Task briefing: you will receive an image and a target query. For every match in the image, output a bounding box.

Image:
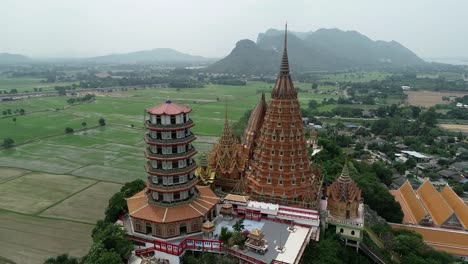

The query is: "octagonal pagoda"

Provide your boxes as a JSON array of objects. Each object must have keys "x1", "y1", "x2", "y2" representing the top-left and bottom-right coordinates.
[{"x1": 127, "y1": 100, "x2": 219, "y2": 239}]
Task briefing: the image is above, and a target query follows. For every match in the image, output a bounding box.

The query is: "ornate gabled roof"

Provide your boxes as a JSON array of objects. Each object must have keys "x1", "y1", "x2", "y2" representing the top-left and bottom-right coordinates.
[
  {"x1": 440, "y1": 185, "x2": 468, "y2": 230},
  {"x1": 327, "y1": 162, "x2": 361, "y2": 203},
  {"x1": 417, "y1": 180, "x2": 454, "y2": 227},
  {"x1": 271, "y1": 24, "x2": 297, "y2": 99},
  {"x1": 209, "y1": 106, "x2": 246, "y2": 175},
  {"x1": 398, "y1": 181, "x2": 429, "y2": 224},
  {"x1": 147, "y1": 100, "x2": 191, "y2": 115}
]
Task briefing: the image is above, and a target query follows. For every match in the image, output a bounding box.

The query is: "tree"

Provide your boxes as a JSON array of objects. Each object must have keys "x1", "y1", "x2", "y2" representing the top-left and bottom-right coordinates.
[
  {"x1": 12, "y1": 117, "x2": 16, "y2": 125},
  {"x1": 19, "y1": 109, "x2": 25, "y2": 115},
  {"x1": 453, "y1": 184, "x2": 464, "y2": 196},
  {"x1": 104, "y1": 179, "x2": 145, "y2": 222},
  {"x1": 91, "y1": 220, "x2": 133, "y2": 260},
  {"x1": 2, "y1": 138, "x2": 15, "y2": 148},
  {"x1": 83, "y1": 241, "x2": 122, "y2": 264},
  {"x1": 65, "y1": 127, "x2": 74, "y2": 134},
  {"x1": 219, "y1": 227, "x2": 233, "y2": 244},
  {"x1": 99, "y1": 117, "x2": 106, "y2": 126},
  {"x1": 44, "y1": 254, "x2": 79, "y2": 264},
  {"x1": 81, "y1": 121, "x2": 87, "y2": 129},
  {"x1": 312, "y1": 83, "x2": 318, "y2": 89},
  {"x1": 232, "y1": 219, "x2": 245, "y2": 232}
]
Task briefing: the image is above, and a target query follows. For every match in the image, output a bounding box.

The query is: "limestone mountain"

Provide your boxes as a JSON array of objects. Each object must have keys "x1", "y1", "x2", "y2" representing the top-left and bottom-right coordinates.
[
  {"x1": 0, "y1": 53, "x2": 31, "y2": 64},
  {"x1": 207, "y1": 28, "x2": 424, "y2": 74},
  {"x1": 87, "y1": 48, "x2": 214, "y2": 64}
]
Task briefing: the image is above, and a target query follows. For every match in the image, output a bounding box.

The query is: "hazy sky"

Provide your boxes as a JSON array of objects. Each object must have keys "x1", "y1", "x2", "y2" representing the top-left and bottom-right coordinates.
[{"x1": 2, "y1": 0, "x2": 468, "y2": 58}]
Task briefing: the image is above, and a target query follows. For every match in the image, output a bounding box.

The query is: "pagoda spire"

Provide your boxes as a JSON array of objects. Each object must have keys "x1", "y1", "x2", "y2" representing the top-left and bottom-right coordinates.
[
  {"x1": 338, "y1": 160, "x2": 351, "y2": 182},
  {"x1": 280, "y1": 23, "x2": 290, "y2": 76}
]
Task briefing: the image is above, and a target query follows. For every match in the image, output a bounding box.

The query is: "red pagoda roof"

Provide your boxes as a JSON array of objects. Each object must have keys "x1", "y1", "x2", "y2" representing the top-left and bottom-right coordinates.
[{"x1": 147, "y1": 100, "x2": 192, "y2": 115}]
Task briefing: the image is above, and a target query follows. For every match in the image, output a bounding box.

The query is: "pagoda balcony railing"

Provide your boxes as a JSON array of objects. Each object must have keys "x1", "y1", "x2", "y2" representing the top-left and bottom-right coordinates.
[
  {"x1": 326, "y1": 215, "x2": 364, "y2": 228},
  {"x1": 145, "y1": 148, "x2": 197, "y2": 160},
  {"x1": 147, "y1": 177, "x2": 198, "y2": 191},
  {"x1": 145, "y1": 119, "x2": 194, "y2": 129},
  {"x1": 145, "y1": 134, "x2": 196, "y2": 145},
  {"x1": 147, "y1": 191, "x2": 200, "y2": 207},
  {"x1": 146, "y1": 163, "x2": 197, "y2": 175}
]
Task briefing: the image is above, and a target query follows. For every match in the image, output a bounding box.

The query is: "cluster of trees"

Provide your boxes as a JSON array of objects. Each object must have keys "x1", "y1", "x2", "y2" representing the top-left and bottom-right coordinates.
[
  {"x1": 1, "y1": 138, "x2": 15, "y2": 148},
  {"x1": 66, "y1": 94, "x2": 95, "y2": 104},
  {"x1": 45, "y1": 179, "x2": 145, "y2": 264},
  {"x1": 371, "y1": 224, "x2": 456, "y2": 264},
  {"x1": 211, "y1": 78, "x2": 246, "y2": 86},
  {"x1": 218, "y1": 219, "x2": 247, "y2": 248},
  {"x1": 303, "y1": 230, "x2": 371, "y2": 264},
  {"x1": 312, "y1": 129, "x2": 403, "y2": 223},
  {"x1": 2, "y1": 108, "x2": 25, "y2": 116},
  {"x1": 64, "y1": 118, "x2": 105, "y2": 135}
]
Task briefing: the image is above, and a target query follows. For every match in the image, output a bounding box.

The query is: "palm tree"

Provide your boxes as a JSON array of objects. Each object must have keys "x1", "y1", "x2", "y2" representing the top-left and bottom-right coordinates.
[{"x1": 232, "y1": 219, "x2": 245, "y2": 232}]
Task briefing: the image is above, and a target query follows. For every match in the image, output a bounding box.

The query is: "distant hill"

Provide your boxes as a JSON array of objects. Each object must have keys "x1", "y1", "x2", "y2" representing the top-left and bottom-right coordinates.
[
  {"x1": 0, "y1": 53, "x2": 31, "y2": 64},
  {"x1": 87, "y1": 48, "x2": 214, "y2": 64},
  {"x1": 207, "y1": 28, "x2": 425, "y2": 74}
]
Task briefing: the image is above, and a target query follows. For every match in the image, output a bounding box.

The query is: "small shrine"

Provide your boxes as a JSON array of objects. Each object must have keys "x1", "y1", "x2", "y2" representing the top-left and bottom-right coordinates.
[{"x1": 245, "y1": 229, "x2": 268, "y2": 254}]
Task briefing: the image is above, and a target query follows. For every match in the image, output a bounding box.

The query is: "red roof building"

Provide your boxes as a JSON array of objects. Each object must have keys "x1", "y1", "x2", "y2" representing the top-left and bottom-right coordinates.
[{"x1": 128, "y1": 100, "x2": 218, "y2": 239}]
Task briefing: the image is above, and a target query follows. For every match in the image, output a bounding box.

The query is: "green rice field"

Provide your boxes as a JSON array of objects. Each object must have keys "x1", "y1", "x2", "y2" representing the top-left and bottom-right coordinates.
[{"x1": 0, "y1": 81, "x2": 344, "y2": 263}]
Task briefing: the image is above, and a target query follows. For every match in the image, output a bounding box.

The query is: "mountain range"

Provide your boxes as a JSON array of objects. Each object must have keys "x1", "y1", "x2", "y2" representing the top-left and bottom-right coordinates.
[
  {"x1": 207, "y1": 28, "x2": 425, "y2": 74},
  {"x1": 86, "y1": 48, "x2": 214, "y2": 64},
  {"x1": 0, "y1": 53, "x2": 32, "y2": 64}
]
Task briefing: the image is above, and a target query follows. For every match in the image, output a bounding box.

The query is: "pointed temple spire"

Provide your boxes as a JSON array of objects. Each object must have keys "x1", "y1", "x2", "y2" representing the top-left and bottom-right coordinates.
[
  {"x1": 280, "y1": 23, "x2": 290, "y2": 76},
  {"x1": 271, "y1": 23, "x2": 296, "y2": 99},
  {"x1": 338, "y1": 161, "x2": 351, "y2": 182}
]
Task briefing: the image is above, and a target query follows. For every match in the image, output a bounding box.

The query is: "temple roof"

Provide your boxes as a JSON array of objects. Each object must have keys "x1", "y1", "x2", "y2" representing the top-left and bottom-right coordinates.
[
  {"x1": 127, "y1": 185, "x2": 219, "y2": 223},
  {"x1": 416, "y1": 181, "x2": 454, "y2": 227},
  {"x1": 440, "y1": 185, "x2": 468, "y2": 229},
  {"x1": 147, "y1": 100, "x2": 191, "y2": 115},
  {"x1": 244, "y1": 92, "x2": 267, "y2": 139},
  {"x1": 271, "y1": 24, "x2": 297, "y2": 99},
  {"x1": 327, "y1": 162, "x2": 361, "y2": 203},
  {"x1": 396, "y1": 181, "x2": 429, "y2": 224}
]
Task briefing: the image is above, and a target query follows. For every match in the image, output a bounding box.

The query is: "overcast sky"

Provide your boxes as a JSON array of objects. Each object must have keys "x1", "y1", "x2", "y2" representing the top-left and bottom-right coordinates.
[{"x1": 2, "y1": 0, "x2": 467, "y2": 59}]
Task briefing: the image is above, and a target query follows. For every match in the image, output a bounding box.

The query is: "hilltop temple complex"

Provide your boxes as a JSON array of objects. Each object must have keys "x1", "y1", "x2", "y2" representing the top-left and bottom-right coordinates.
[{"x1": 123, "y1": 25, "x2": 467, "y2": 264}]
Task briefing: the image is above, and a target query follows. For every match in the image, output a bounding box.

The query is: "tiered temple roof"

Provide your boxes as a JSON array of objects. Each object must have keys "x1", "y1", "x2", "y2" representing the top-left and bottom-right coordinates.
[
  {"x1": 326, "y1": 163, "x2": 362, "y2": 219},
  {"x1": 390, "y1": 181, "x2": 429, "y2": 224},
  {"x1": 245, "y1": 24, "x2": 322, "y2": 207},
  {"x1": 209, "y1": 107, "x2": 246, "y2": 191}
]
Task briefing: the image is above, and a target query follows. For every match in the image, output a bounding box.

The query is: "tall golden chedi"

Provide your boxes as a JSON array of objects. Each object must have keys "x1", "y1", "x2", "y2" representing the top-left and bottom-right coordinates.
[
  {"x1": 209, "y1": 107, "x2": 246, "y2": 191},
  {"x1": 127, "y1": 100, "x2": 219, "y2": 239},
  {"x1": 245, "y1": 25, "x2": 323, "y2": 207}
]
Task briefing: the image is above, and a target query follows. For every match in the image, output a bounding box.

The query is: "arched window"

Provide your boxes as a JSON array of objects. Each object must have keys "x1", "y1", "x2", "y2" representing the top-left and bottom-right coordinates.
[
  {"x1": 340, "y1": 228, "x2": 344, "y2": 233},
  {"x1": 351, "y1": 230, "x2": 355, "y2": 236}
]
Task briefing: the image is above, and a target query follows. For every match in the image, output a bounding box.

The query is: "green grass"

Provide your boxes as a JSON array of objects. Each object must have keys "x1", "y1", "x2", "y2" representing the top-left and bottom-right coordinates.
[
  {"x1": 40, "y1": 182, "x2": 122, "y2": 224},
  {"x1": 0, "y1": 210, "x2": 93, "y2": 264},
  {"x1": 316, "y1": 104, "x2": 379, "y2": 112},
  {"x1": 0, "y1": 150, "x2": 82, "y2": 174},
  {"x1": 0, "y1": 172, "x2": 95, "y2": 214},
  {"x1": 71, "y1": 165, "x2": 144, "y2": 183},
  {"x1": 319, "y1": 71, "x2": 390, "y2": 82},
  {"x1": 0, "y1": 83, "x2": 342, "y2": 144},
  {"x1": 0, "y1": 167, "x2": 30, "y2": 183},
  {"x1": 0, "y1": 77, "x2": 75, "y2": 93}
]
